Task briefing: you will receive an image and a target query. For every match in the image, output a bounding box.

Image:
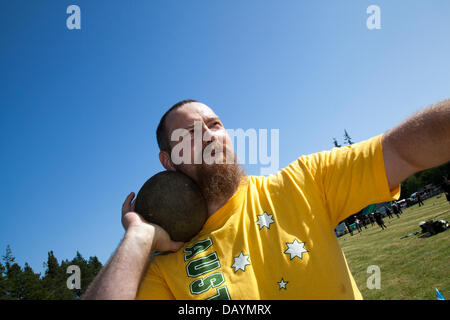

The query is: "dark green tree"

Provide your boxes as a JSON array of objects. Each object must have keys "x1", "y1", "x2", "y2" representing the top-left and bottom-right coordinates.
[
  {"x1": 333, "y1": 138, "x2": 341, "y2": 148},
  {"x1": 400, "y1": 161, "x2": 450, "y2": 199},
  {"x1": 84, "y1": 256, "x2": 102, "y2": 297},
  {"x1": 42, "y1": 251, "x2": 74, "y2": 299},
  {"x1": 69, "y1": 251, "x2": 88, "y2": 298},
  {"x1": 66, "y1": 252, "x2": 103, "y2": 298},
  {"x1": 0, "y1": 246, "x2": 103, "y2": 300},
  {"x1": 4, "y1": 263, "x2": 22, "y2": 299},
  {"x1": 0, "y1": 261, "x2": 6, "y2": 299},
  {"x1": 2, "y1": 245, "x2": 15, "y2": 270},
  {"x1": 2, "y1": 245, "x2": 23, "y2": 299},
  {"x1": 43, "y1": 251, "x2": 59, "y2": 279},
  {"x1": 18, "y1": 263, "x2": 48, "y2": 299},
  {"x1": 343, "y1": 129, "x2": 353, "y2": 145}
]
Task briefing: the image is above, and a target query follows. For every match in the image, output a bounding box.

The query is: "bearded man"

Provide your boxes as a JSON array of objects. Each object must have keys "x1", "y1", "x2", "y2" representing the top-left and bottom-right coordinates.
[{"x1": 83, "y1": 99, "x2": 450, "y2": 300}]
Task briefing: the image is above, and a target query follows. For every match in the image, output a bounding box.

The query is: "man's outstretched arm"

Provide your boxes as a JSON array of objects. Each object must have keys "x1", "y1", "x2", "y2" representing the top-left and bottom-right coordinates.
[
  {"x1": 382, "y1": 98, "x2": 450, "y2": 189},
  {"x1": 82, "y1": 192, "x2": 184, "y2": 300}
]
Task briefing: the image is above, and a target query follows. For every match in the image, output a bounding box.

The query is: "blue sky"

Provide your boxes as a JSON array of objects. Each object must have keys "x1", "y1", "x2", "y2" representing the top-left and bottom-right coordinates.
[{"x1": 1, "y1": 0, "x2": 449, "y2": 275}]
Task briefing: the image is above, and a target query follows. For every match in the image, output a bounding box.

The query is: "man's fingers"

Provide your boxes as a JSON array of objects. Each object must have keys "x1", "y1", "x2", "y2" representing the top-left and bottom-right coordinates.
[
  {"x1": 127, "y1": 192, "x2": 135, "y2": 203},
  {"x1": 122, "y1": 192, "x2": 135, "y2": 213}
]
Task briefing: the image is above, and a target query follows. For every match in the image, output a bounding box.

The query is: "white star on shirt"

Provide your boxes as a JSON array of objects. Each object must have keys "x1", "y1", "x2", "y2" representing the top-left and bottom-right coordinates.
[
  {"x1": 255, "y1": 212, "x2": 275, "y2": 230},
  {"x1": 278, "y1": 278, "x2": 288, "y2": 290},
  {"x1": 232, "y1": 252, "x2": 251, "y2": 272},
  {"x1": 284, "y1": 239, "x2": 308, "y2": 260}
]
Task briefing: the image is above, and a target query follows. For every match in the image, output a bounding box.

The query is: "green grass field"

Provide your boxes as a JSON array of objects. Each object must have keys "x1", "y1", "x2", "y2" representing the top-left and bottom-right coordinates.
[{"x1": 338, "y1": 194, "x2": 450, "y2": 300}]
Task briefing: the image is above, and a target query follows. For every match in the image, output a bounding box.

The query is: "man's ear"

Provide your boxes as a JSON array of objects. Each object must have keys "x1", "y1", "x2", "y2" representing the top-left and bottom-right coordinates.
[{"x1": 159, "y1": 151, "x2": 176, "y2": 171}]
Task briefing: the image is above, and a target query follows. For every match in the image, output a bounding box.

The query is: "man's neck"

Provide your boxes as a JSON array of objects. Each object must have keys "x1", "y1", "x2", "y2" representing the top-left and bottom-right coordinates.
[
  {"x1": 207, "y1": 199, "x2": 228, "y2": 218},
  {"x1": 206, "y1": 184, "x2": 240, "y2": 217}
]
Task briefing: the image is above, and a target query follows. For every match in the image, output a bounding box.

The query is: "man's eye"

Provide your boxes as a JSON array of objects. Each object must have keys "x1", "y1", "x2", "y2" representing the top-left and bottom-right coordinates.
[
  {"x1": 187, "y1": 127, "x2": 195, "y2": 134},
  {"x1": 184, "y1": 129, "x2": 194, "y2": 138}
]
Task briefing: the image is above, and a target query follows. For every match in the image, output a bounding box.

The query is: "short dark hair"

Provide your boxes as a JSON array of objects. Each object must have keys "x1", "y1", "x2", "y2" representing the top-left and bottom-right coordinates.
[{"x1": 156, "y1": 99, "x2": 198, "y2": 152}]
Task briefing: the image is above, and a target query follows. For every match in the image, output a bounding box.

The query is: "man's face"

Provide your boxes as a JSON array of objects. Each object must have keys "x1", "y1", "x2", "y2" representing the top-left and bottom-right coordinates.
[{"x1": 164, "y1": 102, "x2": 235, "y2": 183}]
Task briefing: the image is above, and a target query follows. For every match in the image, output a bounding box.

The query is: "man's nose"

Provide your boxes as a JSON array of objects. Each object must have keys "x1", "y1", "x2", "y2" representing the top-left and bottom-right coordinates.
[{"x1": 202, "y1": 126, "x2": 218, "y2": 149}]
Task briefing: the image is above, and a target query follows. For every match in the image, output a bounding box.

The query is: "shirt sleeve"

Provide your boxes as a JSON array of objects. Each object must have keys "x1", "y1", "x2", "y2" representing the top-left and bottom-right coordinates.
[
  {"x1": 136, "y1": 260, "x2": 175, "y2": 300},
  {"x1": 281, "y1": 134, "x2": 401, "y2": 227}
]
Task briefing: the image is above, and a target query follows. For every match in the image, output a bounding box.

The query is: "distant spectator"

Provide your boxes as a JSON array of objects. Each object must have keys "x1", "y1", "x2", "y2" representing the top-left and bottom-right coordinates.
[
  {"x1": 363, "y1": 216, "x2": 370, "y2": 229},
  {"x1": 344, "y1": 219, "x2": 353, "y2": 236},
  {"x1": 385, "y1": 206, "x2": 393, "y2": 219},
  {"x1": 392, "y1": 203, "x2": 401, "y2": 219},
  {"x1": 417, "y1": 193, "x2": 424, "y2": 206},
  {"x1": 392, "y1": 201, "x2": 402, "y2": 214},
  {"x1": 374, "y1": 211, "x2": 387, "y2": 230},
  {"x1": 397, "y1": 201, "x2": 403, "y2": 213},
  {"x1": 369, "y1": 214, "x2": 375, "y2": 227},
  {"x1": 355, "y1": 218, "x2": 362, "y2": 233},
  {"x1": 443, "y1": 176, "x2": 450, "y2": 205}
]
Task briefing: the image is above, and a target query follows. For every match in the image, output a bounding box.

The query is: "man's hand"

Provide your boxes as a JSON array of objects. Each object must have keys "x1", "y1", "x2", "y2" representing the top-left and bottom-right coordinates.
[{"x1": 121, "y1": 192, "x2": 184, "y2": 253}]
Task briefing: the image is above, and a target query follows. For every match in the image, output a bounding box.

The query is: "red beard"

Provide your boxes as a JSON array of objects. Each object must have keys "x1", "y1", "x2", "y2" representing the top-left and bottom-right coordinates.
[{"x1": 195, "y1": 160, "x2": 246, "y2": 204}]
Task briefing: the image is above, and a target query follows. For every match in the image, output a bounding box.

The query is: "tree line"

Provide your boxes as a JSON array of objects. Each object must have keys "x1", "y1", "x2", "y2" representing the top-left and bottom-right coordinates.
[
  {"x1": 400, "y1": 162, "x2": 450, "y2": 199},
  {"x1": 0, "y1": 245, "x2": 102, "y2": 299}
]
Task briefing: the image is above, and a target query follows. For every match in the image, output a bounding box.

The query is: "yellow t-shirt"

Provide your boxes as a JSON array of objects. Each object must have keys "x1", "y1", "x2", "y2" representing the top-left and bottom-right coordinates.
[{"x1": 136, "y1": 134, "x2": 400, "y2": 300}]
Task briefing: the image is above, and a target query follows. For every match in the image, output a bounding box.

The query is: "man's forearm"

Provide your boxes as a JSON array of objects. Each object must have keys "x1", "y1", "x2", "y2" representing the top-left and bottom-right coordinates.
[
  {"x1": 82, "y1": 227, "x2": 154, "y2": 300},
  {"x1": 383, "y1": 98, "x2": 450, "y2": 188}
]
